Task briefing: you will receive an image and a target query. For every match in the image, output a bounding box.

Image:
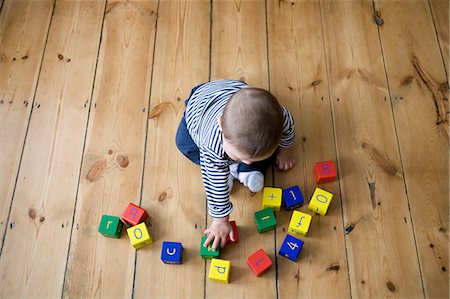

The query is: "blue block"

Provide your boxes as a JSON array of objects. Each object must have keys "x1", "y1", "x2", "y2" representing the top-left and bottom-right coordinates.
[
  {"x1": 279, "y1": 234, "x2": 303, "y2": 262},
  {"x1": 161, "y1": 241, "x2": 183, "y2": 264},
  {"x1": 282, "y1": 186, "x2": 304, "y2": 211}
]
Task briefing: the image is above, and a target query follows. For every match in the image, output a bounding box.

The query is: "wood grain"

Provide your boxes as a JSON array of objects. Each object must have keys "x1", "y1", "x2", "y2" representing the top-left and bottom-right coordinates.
[
  {"x1": 62, "y1": 1, "x2": 157, "y2": 297},
  {"x1": 207, "y1": 0, "x2": 276, "y2": 297},
  {"x1": 0, "y1": 0, "x2": 53, "y2": 246},
  {"x1": 374, "y1": 0, "x2": 449, "y2": 297},
  {"x1": 320, "y1": 0, "x2": 424, "y2": 297},
  {"x1": 267, "y1": 0, "x2": 350, "y2": 297},
  {"x1": 0, "y1": 1, "x2": 104, "y2": 296},
  {"x1": 429, "y1": 0, "x2": 449, "y2": 76},
  {"x1": 133, "y1": 1, "x2": 210, "y2": 297}
]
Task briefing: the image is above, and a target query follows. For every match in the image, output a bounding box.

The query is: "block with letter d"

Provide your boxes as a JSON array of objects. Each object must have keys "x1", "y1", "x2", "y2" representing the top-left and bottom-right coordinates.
[
  {"x1": 122, "y1": 202, "x2": 148, "y2": 226},
  {"x1": 209, "y1": 258, "x2": 231, "y2": 283},
  {"x1": 288, "y1": 210, "x2": 312, "y2": 236},
  {"x1": 308, "y1": 187, "x2": 333, "y2": 215},
  {"x1": 279, "y1": 234, "x2": 304, "y2": 262},
  {"x1": 127, "y1": 222, "x2": 153, "y2": 249},
  {"x1": 247, "y1": 248, "x2": 272, "y2": 276},
  {"x1": 262, "y1": 187, "x2": 282, "y2": 211},
  {"x1": 161, "y1": 241, "x2": 183, "y2": 264},
  {"x1": 282, "y1": 185, "x2": 304, "y2": 211},
  {"x1": 98, "y1": 215, "x2": 124, "y2": 238}
]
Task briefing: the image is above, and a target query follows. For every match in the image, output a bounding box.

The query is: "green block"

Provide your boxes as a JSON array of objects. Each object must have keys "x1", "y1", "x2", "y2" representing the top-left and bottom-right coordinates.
[
  {"x1": 98, "y1": 215, "x2": 124, "y2": 238},
  {"x1": 254, "y1": 208, "x2": 277, "y2": 233},
  {"x1": 200, "y1": 235, "x2": 220, "y2": 259}
]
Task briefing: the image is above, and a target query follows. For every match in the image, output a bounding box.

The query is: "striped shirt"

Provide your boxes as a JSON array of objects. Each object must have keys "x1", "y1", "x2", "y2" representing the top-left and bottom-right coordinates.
[{"x1": 185, "y1": 79, "x2": 295, "y2": 218}]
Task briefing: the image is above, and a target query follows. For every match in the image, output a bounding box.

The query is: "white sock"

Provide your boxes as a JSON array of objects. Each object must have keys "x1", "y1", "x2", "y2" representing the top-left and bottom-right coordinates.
[{"x1": 237, "y1": 171, "x2": 264, "y2": 193}]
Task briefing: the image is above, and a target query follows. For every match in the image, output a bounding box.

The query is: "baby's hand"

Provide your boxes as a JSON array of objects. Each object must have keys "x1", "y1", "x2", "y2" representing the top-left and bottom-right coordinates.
[
  {"x1": 204, "y1": 216, "x2": 235, "y2": 251},
  {"x1": 276, "y1": 147, "x2": 295, "y2": 171}
]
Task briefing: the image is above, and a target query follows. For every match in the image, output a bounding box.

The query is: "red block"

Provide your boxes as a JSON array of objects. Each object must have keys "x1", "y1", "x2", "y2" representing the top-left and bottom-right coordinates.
[
  {"x1": 247, "y1": 248, "x2": 272, "y2": 276},
  {"x1": 314, "y1": 161, "x2": 337, "y2": 184},
  {"x1": 226, "y1": 221, "x2": 239, "y2": 245},
  {"x1": 122, "y1": 203, "x2": 148, "y2": 226}
]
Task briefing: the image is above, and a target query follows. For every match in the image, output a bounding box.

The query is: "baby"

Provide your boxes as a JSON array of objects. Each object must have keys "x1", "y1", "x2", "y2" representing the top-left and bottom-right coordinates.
[{"x1": 176, "y1": 79, "x2": 295, "y2": 251}]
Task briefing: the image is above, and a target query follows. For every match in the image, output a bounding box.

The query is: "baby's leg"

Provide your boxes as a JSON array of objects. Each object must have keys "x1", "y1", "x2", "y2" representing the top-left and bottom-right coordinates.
[
  {"x1": 234, "y1": 157, "x2": 274, "y2": 192},
  {"x1": 175, "y1": 116, "x2": 200, "y2": 165}
]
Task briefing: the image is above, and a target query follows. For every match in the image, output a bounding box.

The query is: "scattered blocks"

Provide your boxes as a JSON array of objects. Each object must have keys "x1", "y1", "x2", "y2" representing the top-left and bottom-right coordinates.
[
  {"x1": 247, "y1": 248, "x2": 272, "y2": 276},
  {"x1": 209, "y1": 258, "x2": 231, "y2": 283},
  {"x1": 288, "y1": 210, "x2": 312, "y2": 236},
  {"x1": 226, "y1": 221, "x2": 239, "y2": 245},
  {"x1": 308, "y1": 187, "x2": 333, "y2": 215},
  {"x1": 254, "y1": 208, "x2": 277, "y2": 233},
  {"x1": 122, "y1": 202, "x2": 148, "y2": 226},
  {"x1": 314, "y1": 161, "x2": 337, "y2": 184},
  {"x1": 127, "y1": 222, "x2": 153, "y2": 249},
  {"x1": 262, "y1": 187, "x2": 282, "y2": 211},
  {"x1": 161, "y1": 241, "x2": 183, "y2": 264},
  {"x1": 279, "y1": 234, "x2": 304, "y2": 262},
  {"x1": 282, "y1": 186, "x2": 304, "y2": 211},
  {"x1": 98, "y1": 215, "x2": 124, "y2": 238},
  {"x1": 200, "y1": 235, "x2": 220, "y2": 259}
]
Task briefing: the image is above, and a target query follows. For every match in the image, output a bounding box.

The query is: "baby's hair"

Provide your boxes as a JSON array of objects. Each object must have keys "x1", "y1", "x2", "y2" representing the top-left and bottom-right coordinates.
[{"x1": 221, "y1": 87, "x2": 283, "y2": 158}]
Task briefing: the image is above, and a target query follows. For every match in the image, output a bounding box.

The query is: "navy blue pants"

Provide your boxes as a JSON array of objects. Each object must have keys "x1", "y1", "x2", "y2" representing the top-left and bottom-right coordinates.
[{"x1": 175, "y1": 85, "x2": 273, "y2": 174}]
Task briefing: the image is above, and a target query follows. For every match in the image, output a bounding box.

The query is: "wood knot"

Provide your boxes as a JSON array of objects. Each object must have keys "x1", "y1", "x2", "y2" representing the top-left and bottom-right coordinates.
[
  {"x1": 176, "y1": 97, "x2": 181, "y2": 102},
  {"x1": 116, "y1": 154, "x2": 129, "y2": 168},
  {"x1": 344, "y1": 223, "x2": 354, "y2": 234},
  {"x1": 28, "y1": 208, "x2": 36, "y2": 220},
  {"x1": 58, "y1": 54, "x2": 64, "y2": 60},
  {"x1": 39, "y1": 217, "x2": 45, "y2": 223},
  {"x1": 401, "y1": 75, "x2": 414, "y2": 86},
  {"x1": 86, "y1": 157, "x2": 107, "y2": 181},
  {"x1": 108, "y1": 149, "x2": 113, "y2": 155},
  {"x1": 158, "y1": 192, "x2": 167, "y2": 202},
  {"x1": 374, "y1": 10, "x2": 384, "y2": 26},
  {"x1": 326, "y1": 263, "x2": 340, "y2": 272},
  {"x1": 287, "y1": 86, "x2": 293, "y2": 91},
  {"x1": 21, "y1": 55, "x2": 28, "y2": 60},
  {"x1": 149, "y1": 102, "x2": 173, "y2": 119},
  {"x1": 311, "y1": 79, "x2": 321, "y2": 87},
  {"x1": 386, "y1": 281, "x2": 396, "y2": 292}
]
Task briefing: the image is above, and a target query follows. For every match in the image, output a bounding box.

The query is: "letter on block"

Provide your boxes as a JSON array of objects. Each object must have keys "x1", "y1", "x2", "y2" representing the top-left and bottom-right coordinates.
[
  {"x1": 314, "y1": 161, "x2": 337, "y2": 184},
  {"x1": 279, "y1": 234, "x2": 304, "y2": 262},
  {"x1": 200, "y1": 235, "x2": 220, "y2": 259},
  {"x1": 209, "y1": 258, "x2": 231, "y2": 283},
  {"x1": 98, "y1": 215, "x2": 124, "y2": 238},
  {"x1": 254, "y1": 208, "x2": 277, "y2": 233},
  {"x1": 288, "y1": 210, "x2": 312, "y2": 236},
  {"x1": 282, "y1": 185, "x2": 304, "y2": 211},
  {"x1": 308, "y1": 187, "x2": 333, "y2": 215},
  {"x1": 127, "y1": 222, "x2": 153, "y2": 249},
  {"x1": 122, "y1": 202, "x2": 148, "y2": 226},
  {"x1": 247, "y1": 248, "x2": 272, "y2": 276},
  {"x1": 161, "y1": 241, "x2": 183, "y2": 264},
  {"x1": 226, "y1": 221, "x2": 239, "y2": 245},
  {"x1": 262, "y1": 187, "x2": 282, "y2": 211}
]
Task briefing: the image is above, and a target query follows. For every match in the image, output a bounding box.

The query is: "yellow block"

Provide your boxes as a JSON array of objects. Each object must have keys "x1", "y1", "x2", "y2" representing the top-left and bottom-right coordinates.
[
  {"x1": 127, "y1": 222, "x2": 153, "y2": 249},
  {"x1": 262, "y1": 187, "x2": 282, "y2": 211},
  {"x1": 308, "y1": 187, "x2": 333, "y2": 215},
  {"x1": 288, "y1": 210, "x2": 312, "y2": 236},
  {"x1": 209, "y1": 258, "x2": 231, "y2": 283}
]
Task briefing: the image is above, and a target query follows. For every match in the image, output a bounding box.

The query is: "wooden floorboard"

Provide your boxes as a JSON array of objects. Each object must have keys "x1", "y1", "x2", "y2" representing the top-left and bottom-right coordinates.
[
  {"x1": 429, "y1": 0, "x2": 449, "y2": 76},
  {"x1": 320, "y1": 0, "x2": 424, "y2": 297},
  {"x1": 133, "y1": 1, "x2": 210, "y2": 297},
  {"x1": 0, "y1": 0, "x2": 54, "y2": 250},
  {"x1": 0, "y1": 0, "x2": 104, "y2": 296},
  {"x1": 267, "y1": 0, "x2": 350, "y2": 297},
  {"x1": 375, "y1": 0, "x2": 449, "y2": 297},
  {"x1": 62, "y1": 1, "x2": 157, "y2": 297}
]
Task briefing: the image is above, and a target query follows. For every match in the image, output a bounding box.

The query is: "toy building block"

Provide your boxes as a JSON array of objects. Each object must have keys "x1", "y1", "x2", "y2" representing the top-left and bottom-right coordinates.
[
  {"x1": 209, "y1": 258, "x2": 231, "y2": 283},
  {"x1": 127, "y1": 222, "x2": 153, "y2": 249},
  {"x1": 98, "y1": 215, "x2": 124, "y2": 238},
  {"x1": 308, "y1": 187, "x2": 333, "y2": 215},
  {"x1": 247, "y1": 248, "x2": 272, "y2": 276},
  {"x1": 254, "y1": 208, "x2": 277, "y2": 233},
  {"x1": 200, "y1": 235, "x2": 220, "y2": 259},
  {"x1": 279, "y1": 234, "x2": 304, "y2": 262},
  {"x1": 262, "y1": 187, "x2": 282, "y2": 211},
  {"x1": 282, "y1": 186, "x2": 304, "y2": 211},
  {"x1": 314, "y1": 161, "x2": 337, "y2": 184},
  {"x1": 122, "y1": 202, "x2": 148, "y2": 226},
  {"x1": 288, "y1": 210, "x2": 312, "y2": 236},
  {"x1": 226, "y1": 221, "x2": 239, "y2": 245},
  {"x1": 161, "y1": 241, "x2": 183, "y2": 264}
]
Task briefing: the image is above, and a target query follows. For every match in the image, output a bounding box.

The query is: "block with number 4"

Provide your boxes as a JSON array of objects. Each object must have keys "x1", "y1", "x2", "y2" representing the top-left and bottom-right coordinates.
[
  {"x1": 98, "y1": 215, "x2": 124, "y2": 238},
  {"x1": 262, "y1": 187, "x2": 282, "y2": 211},
  {"x1": 209, "y1": 258, "x2": 231, "y2": 283},
  {"x1": 127, "y1": 222, "x2": 153, "y2": 249},
  {"x1": 122, "y1": 202, "x2": 148, "y2": 226},
  {"x1": 314, "y1": 161, "x2": 337, "y2": 184},
  {"x1": 200, "y1": 235, "x2": 220, "y2": 258},
  {"x1": 161, "y1": 241, "x2": 183, "y2": 264},
  {"x1": 288, "y1": 210, "x2": 312, "y2": 236},
  {"x1": 247, "y1": 248, "x2": 272, "y2": 276},
  {"x1": 282, "y1": 186, "x2": 304, "y2": 211},
  {"x1": 308, "y1": 187, "x2": 333, "y2": 215},
  {"x1": 279, "y1": 234, "x2": 304, "y2": 262}
]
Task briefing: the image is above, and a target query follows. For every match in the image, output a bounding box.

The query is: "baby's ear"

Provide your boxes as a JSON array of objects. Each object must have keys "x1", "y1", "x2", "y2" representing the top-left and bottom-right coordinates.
[{"x1": 218, "y1": 116, "x2": 223, "y2": 131}]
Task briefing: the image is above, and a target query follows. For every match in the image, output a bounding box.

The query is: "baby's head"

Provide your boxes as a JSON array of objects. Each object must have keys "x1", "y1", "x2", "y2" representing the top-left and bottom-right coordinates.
[{"x1": 220, "y1": 87, "x2": 283, "y2": 164}]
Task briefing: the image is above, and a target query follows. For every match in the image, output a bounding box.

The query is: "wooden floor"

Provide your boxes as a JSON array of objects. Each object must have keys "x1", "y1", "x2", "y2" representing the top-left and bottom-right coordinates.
[{"x1": 0, "y1": 0, "x2": 448, "y2": 298}]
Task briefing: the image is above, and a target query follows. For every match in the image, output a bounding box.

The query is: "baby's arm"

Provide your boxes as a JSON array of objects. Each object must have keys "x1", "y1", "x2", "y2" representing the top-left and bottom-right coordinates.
[{"x1": 204, "y1": 216, "x2": 235, "y2": 251}]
